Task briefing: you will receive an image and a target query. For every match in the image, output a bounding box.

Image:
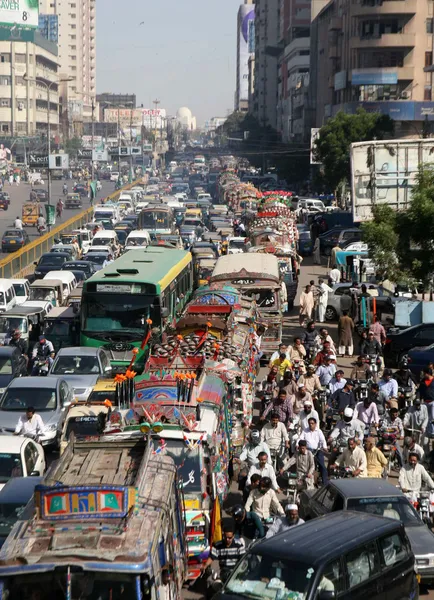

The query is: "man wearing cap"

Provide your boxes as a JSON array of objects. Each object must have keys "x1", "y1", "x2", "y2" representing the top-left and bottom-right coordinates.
[
  {"x1": 365, "y1": 437, "x2": 388, "y2": 478},
  {"x1": 293, "y1": 382, "x2": 313, "y2": 415},
  {"x1": 298, "y1": 400, "x2": 319, "y2": 432},
  {"x1": 299, "y1": 417, "x2": 328, "y2": 484},
  {"x1": 361, "y1": 330, "x2": 383, "y2": 357},
  {"x1": 239, "y1": 430, "x2": 271, "y2": 467},
  {"x1": 332, "y1": 437, "x2": 367, "y2": 477},
  {"x1": 330, "y1": 380, "x2": 356, "y2": 413},
  {"x1": 265, "y1": 504, "x2": 305, "y2": 538},
  {"x1": 316, "y1": 355, "x2": 337, "y2": 386},
  {"x1": 31, "y1": 334, "x2": 55, "y2": 375},
  {"x1": 261, "y1": 389, "x2": 293, "y2": 428},
  {"x1": 298, "y1": 365, "x2": 322, "y2": 395},
  {"x1": 328, "y1": 408, "x2": 364, "y2": 466}
]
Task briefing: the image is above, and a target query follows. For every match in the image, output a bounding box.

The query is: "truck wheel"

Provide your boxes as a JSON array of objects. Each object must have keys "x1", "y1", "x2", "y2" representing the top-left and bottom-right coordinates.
[{"x1": 325, "y1": 306, "x2": 337, "y2": 321}]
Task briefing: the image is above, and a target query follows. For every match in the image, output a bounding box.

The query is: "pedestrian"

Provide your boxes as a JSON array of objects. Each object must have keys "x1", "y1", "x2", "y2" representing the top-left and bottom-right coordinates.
[
  {"x1": 369, "y1": 314, "x2": 386, "y2": 345},
  {"x1": 330, "y1": 243, "x2": 341, "y2": 268},
  {"x1": 299, "y1": 284, "x2": 314, "y2": 326},
  {"x1": 338, "y1": 310, "x2": 354, "y2": 356},
  {"x1": 317, "y1": 278, "x2": 333, "y2": 323},
  {"x1": 313, "y1": 237, "x2": 321, "y2": 264},
  {"x1": 329, "y1": 265, "x2": 341, "y2": 284},
  {"x1": 310, "y1": 279, "x2": 320, "y2": 320},
  {"x1": 14, "y1": 216, "x2": 23, "y2": 230},
  {"x1": 8, "y1": 173, "x2": 13, "y2": 186},
  {"x1": 15, "y1": 174, "x2": 20, "y2": 186}
]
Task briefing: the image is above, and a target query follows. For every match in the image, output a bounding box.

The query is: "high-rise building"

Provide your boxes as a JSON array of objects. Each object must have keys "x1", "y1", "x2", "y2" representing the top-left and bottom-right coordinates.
[
  {"x1": 38, "y1": 14, "x2": 59, "y2": 43},
  {"x1": 0, "y1": 28, "x2": 59, "y2": 137},
  {"x1": 309, "y1": 0, "x2": 434, "y2": 137},
  {"x1": 235, "y1": 1, "x2": 255, "y2": 113},
  {"x1": 39, "y1": 0, "x2": 96, "y2": 135},
  {"x1": 250, "y1": 0, "x2": 280, "y2": 128}
]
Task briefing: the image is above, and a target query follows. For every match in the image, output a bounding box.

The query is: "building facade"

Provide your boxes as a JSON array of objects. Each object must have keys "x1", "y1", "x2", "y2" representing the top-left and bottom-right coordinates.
[
  {"x1": 250, "y1": 0, "x2": 280, "y2": 128},
  {"x1": 235, "y1": 1, "x2": 255, "y2": 113},
  {"x1": 39, "y1": 0, "x2": 96, "y2": 135},
  {"x1": 309, "y1": 0, "x2": 434, "y2": 136},
  {"x1": 0, "y1": 28, "x2": 59, "y2": 137},
  {"x1": 96, "y1": 93, "x2": 137, "y2": 121}
]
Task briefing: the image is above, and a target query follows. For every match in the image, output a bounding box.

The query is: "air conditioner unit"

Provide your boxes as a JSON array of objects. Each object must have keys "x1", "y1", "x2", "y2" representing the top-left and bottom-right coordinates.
[{"x1": 17, "y1": 102, "x2": 24, "y2": 110}]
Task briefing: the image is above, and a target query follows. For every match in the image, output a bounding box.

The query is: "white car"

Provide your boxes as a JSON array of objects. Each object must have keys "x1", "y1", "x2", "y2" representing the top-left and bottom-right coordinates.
[
  {"x1": 227, "y1": 237, "x2": 246, "y2": 254},
  {"x1": 0, "y1": 435, "x2": 46, "y2": 489},
  {"x1": 110, "y1": 171, "x2": 120, "y2": 182},
  {"x1": 96, "y1": 181, "x2": 102, "y2": 192}
]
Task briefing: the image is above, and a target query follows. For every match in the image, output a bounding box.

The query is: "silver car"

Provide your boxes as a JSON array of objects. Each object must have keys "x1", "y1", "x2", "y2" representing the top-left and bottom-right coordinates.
[
  {"x1": 325, "y1": 283, "x2": 384, "y2": 321},
  {"x1": 49, "y1": 347, "x2": 112, "y2": 401},
  {"x1": 0, "y1": 377, "x2": 74, "y2": 448}
]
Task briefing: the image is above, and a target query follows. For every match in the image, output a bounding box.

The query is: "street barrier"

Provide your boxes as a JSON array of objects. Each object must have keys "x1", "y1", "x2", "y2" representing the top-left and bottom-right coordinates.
[{"x1": 0, "y1": 180, "x2": 143, "y2": 279}]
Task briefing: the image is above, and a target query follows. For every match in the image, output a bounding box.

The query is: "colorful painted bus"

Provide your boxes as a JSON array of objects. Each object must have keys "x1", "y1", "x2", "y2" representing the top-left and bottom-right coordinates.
[{"x1": 80, "y1": 247, "x2": 193, "y2": 368}]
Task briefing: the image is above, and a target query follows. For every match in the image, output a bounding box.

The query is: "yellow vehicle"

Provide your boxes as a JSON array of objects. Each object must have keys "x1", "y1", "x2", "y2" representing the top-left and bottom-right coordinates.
[
  {"x1": 87, "y1": 377, "x2": 134, "y2": 408},
  {"x1": 22, "y1": 202, "x2": 41, "y2": 227},
  {"x1": 185, "y1": 208, "x2": 202, "y2": 220}
]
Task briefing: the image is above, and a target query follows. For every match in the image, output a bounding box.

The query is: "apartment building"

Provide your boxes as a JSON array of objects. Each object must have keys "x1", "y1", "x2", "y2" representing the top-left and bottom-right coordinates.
[
  {"x1": 235, "y1": 1, "x2": 255, "y2": 113},
  {"x1": 250, "y1": 0, "x2": 280, "y2": 128},
  {"x1": 39, "y1": 0, "x2": 96, "y2": 135},
  {"x1": 309, "y1": 0, "x2": 434, "y2": 136},
  {"x1": 0, "y1": 29, "x2": 59, "y2": 137}
]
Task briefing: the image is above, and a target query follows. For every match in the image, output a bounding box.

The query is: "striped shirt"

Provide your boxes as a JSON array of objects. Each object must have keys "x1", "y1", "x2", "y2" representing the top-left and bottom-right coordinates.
[{"x1": 210, "y1": 538, "x2": 246, "y2": 570}]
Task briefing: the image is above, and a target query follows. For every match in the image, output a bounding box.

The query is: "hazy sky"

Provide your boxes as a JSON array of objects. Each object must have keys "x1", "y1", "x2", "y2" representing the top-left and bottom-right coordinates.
[{"x1": 97, "y1": 0, "x2": 238, "y2": 126}]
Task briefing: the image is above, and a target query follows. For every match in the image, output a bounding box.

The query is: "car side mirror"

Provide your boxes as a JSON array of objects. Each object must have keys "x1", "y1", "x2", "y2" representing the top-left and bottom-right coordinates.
[
  {"x1": 161, "y1": 307, "x2": 169, "y2": 319},
  {"x1": 104, "y1": 366, "x2": 112, "y2": 373},
  {"x1": 30, "y1": 470, "x2": 40, "y2": 476}
]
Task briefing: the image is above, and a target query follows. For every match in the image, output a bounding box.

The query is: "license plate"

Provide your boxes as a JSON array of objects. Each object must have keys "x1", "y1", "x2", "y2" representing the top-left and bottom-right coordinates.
[
  {"x1": 417, "y1": 559, "x2": 429, "y2": 565},
  {"x1": 9, "y1": 240, "x2": 16, "y2": 244}
]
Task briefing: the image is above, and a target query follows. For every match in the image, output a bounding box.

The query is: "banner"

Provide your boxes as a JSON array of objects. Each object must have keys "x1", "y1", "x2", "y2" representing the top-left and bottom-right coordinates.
[
  {"x1": 237, "y1": 4, "x2": 255, "y2": 104},
  {"x1": 0, "y1": 0, "x2": 39, "y2": 28}
]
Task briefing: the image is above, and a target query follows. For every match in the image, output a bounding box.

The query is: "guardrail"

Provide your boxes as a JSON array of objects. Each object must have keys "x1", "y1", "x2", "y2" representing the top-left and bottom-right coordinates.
[{"x1": 0, "y1": 179, "x2": 143, "y2": 279}]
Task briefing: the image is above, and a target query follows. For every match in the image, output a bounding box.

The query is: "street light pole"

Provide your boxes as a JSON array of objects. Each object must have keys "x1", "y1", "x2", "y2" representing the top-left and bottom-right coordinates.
[{"x1": 91, "y1": 98, "x2": 95, "y2": 183}]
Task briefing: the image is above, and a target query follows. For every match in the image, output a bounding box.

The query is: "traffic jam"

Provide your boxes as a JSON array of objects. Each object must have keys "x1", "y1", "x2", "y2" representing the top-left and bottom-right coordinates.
[{"x1": 0, "y1": 155, "x2": 431, "y2": 599}]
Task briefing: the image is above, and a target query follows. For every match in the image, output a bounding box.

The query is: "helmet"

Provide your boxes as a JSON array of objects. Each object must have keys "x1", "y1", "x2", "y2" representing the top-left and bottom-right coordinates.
[
  {"x1": 250, "y1": 430, "x2": 260, "y2": 441},
  {"x1": 232, "y1": 505, "x2": 245, "y2": 519},
  {"x1": 343, "y1": 407, "x2": 354, "y2": 418}
]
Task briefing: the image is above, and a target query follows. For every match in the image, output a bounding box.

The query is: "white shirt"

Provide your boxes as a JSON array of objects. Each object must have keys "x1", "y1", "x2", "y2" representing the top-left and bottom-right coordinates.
[
  {"x1": 246, "y1": 463, "x2": 279, "y2": 491},
  {"x1": 261, "y1": 422, "x2": 289, "y2": 450},
  {"x1": 329, "y1": 377, "x2": 346, "y2": 394},
  {"x1": 319, "y1": 283, "x2": 333, "y2": 306},
  {"x1": 239, "y1": 441, "x2": 271, "y2": 466},
  {"x1": 299, "y1": 428, "x2": 327, "y2": 451},
  {"x1": 299, "y1": 408, "x2": 320, "y2": 432},
  {"x1": 14, "y1": 218, "x2": 23, "y2": 229},
  {"x1": 15, "y1": 413, "x2": 44, "y2": 436},
  {"x1": 336, "y1": 446, "x2": 367, "y2": 476},
  {"x1": 399, "y1": 463, "x2": 434, "y2": 492},
  {"x1": 269, "y1": 350, "x2": 291, "y2": 363},
  {"x1": 329, "y1": 268, "x2": 341, "y2": 283}
]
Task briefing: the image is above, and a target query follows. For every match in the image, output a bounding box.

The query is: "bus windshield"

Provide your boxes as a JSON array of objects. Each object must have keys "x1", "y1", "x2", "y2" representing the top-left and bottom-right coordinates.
[
  {"x1": 81, "y1": 293, "x2": 160, "y2": 339},
  {"x1": 140, "y1": 211, "x2": 171, "y2": 230}
]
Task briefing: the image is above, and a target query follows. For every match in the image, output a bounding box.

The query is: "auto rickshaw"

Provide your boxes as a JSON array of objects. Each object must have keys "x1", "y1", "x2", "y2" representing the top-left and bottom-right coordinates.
[
  {"x1": 22, "y1": 202, "x2": 41, "y2": 227},
  {"x1": 42, "y1": 306, "x2": 80, "y2": 351}
]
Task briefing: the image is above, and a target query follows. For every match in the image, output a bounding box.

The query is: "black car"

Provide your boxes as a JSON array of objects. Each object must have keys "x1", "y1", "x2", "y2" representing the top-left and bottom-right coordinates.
[
  {"x1": 33, "y1": 188, "x2": 48, "y2": 202},
  {"x1": 319, "y1": 227, "x2": 362, "y2": 255},
  {"x1": 0, "y1": 347, "x2": 27, "y2": 392},
  {"x1": 0, "y1": 192, "x2": 10, "y2": 210},
  {"x1": 61, "y1": 261, "x2": 98, "y2": 279},
  {"x1": 384, "y1": 322, "x2": 434, "y2": 367},
  {"x1": 73, "y1": 184, "x2": 88, "y2": 198},
  {"x1": 1, "y1": 229, "x2": 29, "y2": 253},
  {"x1": 120, "y1": 214, "x2": 138, "y2": 227},
  {"x1": 298, "y1": 478, "x2": 434, "y2": 585},
  {"x1": 81, "y1": 253, "x2": 106, "y2": 269},
  {"x1": 33, "y1": 252, "x2": 71, "y2": 279}
]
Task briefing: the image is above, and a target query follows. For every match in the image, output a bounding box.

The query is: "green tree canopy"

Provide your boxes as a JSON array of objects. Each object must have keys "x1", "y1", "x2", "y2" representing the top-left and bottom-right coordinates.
[
  {"x1": 64, "y1": 136, "x2": 83, "y2": 157},
  {"x1": 314, "y1": 109, "x2": 394, "y2": 191}
]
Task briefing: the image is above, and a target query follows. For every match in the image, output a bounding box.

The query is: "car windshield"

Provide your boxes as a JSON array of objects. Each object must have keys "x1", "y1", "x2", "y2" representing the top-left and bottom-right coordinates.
[
  {"x1": 299, "y1": 232, "x2": 311, "y2": 240},
  {"x1": 29, "y1": 288, "x2": 56, "y2": 302},
  {"x1": 12, "y1": 284, "x2": 26, "y2": 297},
  {"x1": 229, "y1": 240, "x2": 245, "y2": 249},
  {"x1": 0, "y1": 453, "x2": 23, "y2": 483},
  {"x1": 0, "y1": 316, "x2": 28, "y2": 335},
  {"x1": 39, "y1": 255, "x2": 66, "y2": 266},
  {"x1": 226, "y1": 553, "x2": 313, "y2": 599},
  {"x1": 51, "y1": 355, "x2": 100, "y2": 375},
  {"x1": 84, "y1": 254, "x2": 106, "y2": 265},
  {"x1": 4, "y1": 231, "x2": 20, "y2": 238},
  {"x1": 0, "y1": 388, "x2": 57, "y2": 411},
  {"x1": 347, "y1": 496, "x2": 421, "y2": 525},
  {"x1": 0, "y1": 500, "x2": 26, "y2": 537},
  {"x1": 64, "y1": 415, "x2": 103, "y2": 440}
]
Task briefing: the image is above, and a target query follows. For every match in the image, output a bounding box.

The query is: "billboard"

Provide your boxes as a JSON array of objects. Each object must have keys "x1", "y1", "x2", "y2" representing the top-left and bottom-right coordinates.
[
  {"x1": 350, "y1": 139, "x2": 434, "y2": 221},
  {"x1": 237, "y1": 4, "x2": 255, "y2": 105},
  {"x1": 351, "y1": 70, "x2": 398, "y2": 86},
  {"x1": 0, "y1": 0, "x2": 39, "y2": 28},
  {"x1": 104, "y1": 108, "x2": 167, "y2": 129},
  {"x1": 310, "y1": 128, "x2": 321, "y2": 165}
]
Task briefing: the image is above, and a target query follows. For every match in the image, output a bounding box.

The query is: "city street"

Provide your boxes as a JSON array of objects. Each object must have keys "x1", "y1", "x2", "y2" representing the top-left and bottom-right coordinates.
[{"x1": 0, "y1": 178, "x2": 116, "y2": 259}]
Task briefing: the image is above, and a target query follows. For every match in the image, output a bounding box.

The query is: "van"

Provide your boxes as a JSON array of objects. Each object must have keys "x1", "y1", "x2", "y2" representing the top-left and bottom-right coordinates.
[
  {"x1": 217, "y1": 511, "x2": 418, "y2": 600},
  {"x1": 29, "y1": 279, "x2": 64, "y2": 307},
  {"x1": 0, "y1": 302, "x2": 52, "y2": 346},
  {"x1": 93, "y1": 205, "x2": 119, "y2": 224},
  {"x1": 125, "y1": 230, "x2": 151, "y2": 249},
  {"x1": 0, "y1": 279, "x2": 17, "y2": 313},
  {"x1": 12, "y1": 279, "x2": 30, "y2": 305},
  {"x1": 92, "y1": 230, "x2": 119, "y2": 250},
  {"x1": 43, "y1": 271, "x2": 77, "y2": 303}
]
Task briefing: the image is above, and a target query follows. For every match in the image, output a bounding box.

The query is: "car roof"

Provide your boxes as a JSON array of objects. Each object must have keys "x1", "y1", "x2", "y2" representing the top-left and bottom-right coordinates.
[
  {"x1": 6, "y1": 376, "x2": 60, "y2": 389},
  {"x1": 254, "y1": 511, "x2": 402, "y2": 565},
  {"x1": 0, "y1": 435, "x2": 26, "y2": 453},
  {"x1": 0, "y1": 347, "x2": 18, "y2": 356},
  {"x1": 327, "y1": 478, "x2": 405, "y2": 498},
  {"x1": 0, "y1": 476, "x2": 43, "y2": 503},
  {"x1": 56, "y1": 346, "x2": 100, "y2": 357}
]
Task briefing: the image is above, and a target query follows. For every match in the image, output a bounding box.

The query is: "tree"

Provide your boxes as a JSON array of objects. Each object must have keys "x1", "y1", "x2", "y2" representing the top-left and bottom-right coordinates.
[
  {"x1": 64, "y1": 136, "x2": 82, "y2": 157},
  {"x1": 362, "y1": 165, "x2": 434, "y2": 288},
  {"x1": 314, "y1": 109, "x2": 394, "y2": 193}
]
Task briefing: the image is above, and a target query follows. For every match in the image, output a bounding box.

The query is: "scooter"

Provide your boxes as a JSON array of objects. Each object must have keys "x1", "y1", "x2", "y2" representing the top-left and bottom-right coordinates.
[{"x1": 32, "y1": 357, "x2": 50, "y2": 376}]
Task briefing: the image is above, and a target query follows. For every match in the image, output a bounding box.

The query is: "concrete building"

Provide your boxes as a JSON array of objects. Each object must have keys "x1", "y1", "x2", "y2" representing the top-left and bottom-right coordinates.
[
  {"x1": 0, "y1": 29, "x2": 59, "y2": 137},
  {"x1": 250, "y1": 0, "x2": 280, "y2": 128},
  {"x1": 235, "y1": 1, "x2": 255, "y2": 112},
  {"x1": 96, "y1": 93, "x2": 136, "y2": 121},
  {"x1": 309, "y1": 0, "x2": 434, "y2": 136},
  {"x1": 38, "y1": 14, "x2": 59, "y2": 43},
  {"x1": 39, "y1": 0, "x2": 96, "y2": 135}
]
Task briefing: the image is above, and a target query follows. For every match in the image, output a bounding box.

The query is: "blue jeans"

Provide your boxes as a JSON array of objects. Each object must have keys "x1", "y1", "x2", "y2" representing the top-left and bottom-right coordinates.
[{"x1": 315, "y1": 450, "x2": 329, "y2": 485}]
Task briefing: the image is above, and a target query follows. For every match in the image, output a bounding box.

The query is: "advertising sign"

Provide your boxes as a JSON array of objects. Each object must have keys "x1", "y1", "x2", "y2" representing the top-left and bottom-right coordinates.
[
  {"x1": 77, "y1": 149, "x2": 92, "y2": 160},
  {"x1": 237, "y1": 4, "x2": 255, "y2": 104},
  {"x1": 49, "y1": 154, "x2": 69, "y2": 170},
  {"x1": 82, "y1": 135, "x2": 103, "y2": 148},
  {"x1": 351, "y1": 70, "x2": 398, "y2": 86},
  {"x1": 0, "y1": 0, "x2": 39, "y2": 28},
  {"x1": 92, "y1": 149, "x2": 109, "y2": 162},
  {"x1": 334, "y1": 71, "x2": 347, "y2": 91},
  {"x1": 310, "y1": 128, "x2": 321, "y2": 165},
  {"x1": 28, "y1": 153, "x2": 48, "y2": 168},
  {"x1": 104, "y1": 108, "x2": 166, "y2": 129}
]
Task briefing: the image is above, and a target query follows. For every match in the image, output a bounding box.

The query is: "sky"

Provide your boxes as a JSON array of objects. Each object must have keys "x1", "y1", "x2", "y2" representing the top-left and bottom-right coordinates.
[{"x1": 97, "y1": 0, "x2": 238, "y2": 126}]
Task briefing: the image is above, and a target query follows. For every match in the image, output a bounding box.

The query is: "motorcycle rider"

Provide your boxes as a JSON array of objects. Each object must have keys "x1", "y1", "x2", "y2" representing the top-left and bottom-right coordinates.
[
  {"x1": 328, "y1": 407, "x2": 364, "y2": 464},
  {"x1": 14, "y1": 406, "x2": 44, "y2": 439},
  {"x1": 261, "y1": 389, "x2": 294, "y2": 428},
  {"x1": 63, "y1": 183, "x2": 68, "y2": 195},
  {"x1": 419, "y1": 367, "x2": 434, "y2": 403},
  {"x1": 316, "y1": 355, "x2": 336, "y2": 386},
  {"x1": 284, "y1": 440, "x2": 315, "y2": 490},
  {"x1": 245, "y1": 476, "x2": 285, "y2": 520},
  {"x1": 31, "y1": 335, "x2": 55, "y2": 375},
  {"x1": 288, "y1": 336, "x2": 307, "y2": 364},
  {"x1": 299, "y1": 417, "x2": 328, "y2": 485},
  {"x1": 8, "y1": 329, "x2": 28, "y2": 358},
  {"x1": 260, "y1": 413, "x2": 289, "y2": 472},
  {"x1": 265, "y1": 504, "x2": 305, "y2": 538},
  {"x1": 360, "y1": 331, "x2": 383, "y2": 357},
  {"x1": 246, "y1": 451, "x2": 280, "y2": 492},
  {"x1": 394, "y1": 359, "x2": 417, "y2": 388},
  {"x1": 239, "y1": 430, "x2": 271, "y2": 467},
  {"x1": 268, "y1": 343, "x2": 290, "y2": 366},
  {"x1": 354, "y1": 395, "x2": 379, "y2": 432},
  {"x1": 365, "y1": 437, "x2": 388, "y2": 478},
  {"x1": 301, "y1": 321, "x2": 319, "y2": 361},
  {"x1": 293, "y1": 382, "x2": 313, "y2": 415},
  {"x1": 330, "y1": 379, "x2": 356, "y2": 413},
  {"x1": 36, "y1": 214, "x2": 46, "y2": 233},
  {"x1": 403, "y1": 436, "x2": 424, "y2": 464},
  {"x1": 299, "y1": 399, "x2": 319, "y2": 432},
  {"x1": 399, "y1": 452, "x2": 434, "y2": 493},
  {"x1": 331, "y1": 437, "x2": 367, "y2": 478},
  {"x1": 350, "y1": 355, "x2": 372, "y2": 381},
  {"x1": 329, "y1": 370, "x2": 347, "y2": 395},
  {"x1": 313, "y1": 341, "x2": 333, "y2": 366},
  {"x1": 298, "y1": 364, "x2": 322, "y2": 395},
  {"x1": 278, "y1": 369, "x2": 298, "y2": 397},
  {"x1": 379, "y1": 369, "x2": 398, "y2": 401},
  {"x1": 201, "y1": 522, "x2": 246, "y2": 583},
  {"x1": 232, "y1": 505, "x2": 265, "y2": 541},
  {"x1": 403, "y1": 398, "x2": 428, "y2": 446},
  {"x1": 381, "y1": 406, "x2": 404, "y2": 467}
]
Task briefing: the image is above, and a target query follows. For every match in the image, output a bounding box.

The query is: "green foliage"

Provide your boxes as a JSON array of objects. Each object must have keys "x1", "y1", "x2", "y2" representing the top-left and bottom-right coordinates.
[
  {"x1": 64, "y1": 136, "x2": 82, "y2": 157},
  {"x1": 314, "y1": 109, "x2": 394, "y2": 191}
]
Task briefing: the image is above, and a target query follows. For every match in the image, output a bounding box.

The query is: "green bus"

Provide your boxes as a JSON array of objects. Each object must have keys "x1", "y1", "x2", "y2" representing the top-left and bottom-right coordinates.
[{"x1": 80, "y1": 247, "x2": 193, "y2": 368}]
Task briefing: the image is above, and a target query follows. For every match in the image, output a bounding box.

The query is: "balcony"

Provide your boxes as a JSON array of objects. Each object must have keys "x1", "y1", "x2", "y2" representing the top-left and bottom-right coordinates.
[
  {"x1": 329, "y1": 45, "x2": 340, "y2": 58},
  {"x1": 329, "y1": 17, "x2": 343, "y2": 30},
  {"x1": 352, "y1": 0, "x2": 417, "y2": 15},
  {"x1": 350, "y1": 32, "x2": 415, "y2": 48}
]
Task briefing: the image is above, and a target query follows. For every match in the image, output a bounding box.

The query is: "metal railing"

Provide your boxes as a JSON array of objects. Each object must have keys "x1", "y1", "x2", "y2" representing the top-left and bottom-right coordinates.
[{"x1": 0, "y1": 179, "x2": 143, "y2": 279}]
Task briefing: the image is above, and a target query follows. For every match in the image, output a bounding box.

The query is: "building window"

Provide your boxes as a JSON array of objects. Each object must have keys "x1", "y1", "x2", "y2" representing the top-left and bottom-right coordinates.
[
  {"x1": 16, "y1": 122, "x2": 27, "y2": 133},
  {"x1": 15, "y1": 76, "x2": 25, "y2": 85},
  {"x1": 426, "y1": 51, "x2": 433, "y2": 67},
  {"x1": 427, "y1": 18, "x2": 434, "y2": 33},
  {"x1": 14, "y1": 53, "x2": 26, "y2": 63},
  {"x1": 425, "y1": 86, "x2": 432, "y2": 100},
  {"x1": 0, "y1": 99, "x2": 10, "y2": 107},
  {"x1": 0, "y1": 77, "x2": 11, "y2": 86},
  {"x1": 1, "y1": 124, "x2": 9, "y2": 133},
  {"x1": 0, "y1": 54, "x2": 10, "y2": 63}
]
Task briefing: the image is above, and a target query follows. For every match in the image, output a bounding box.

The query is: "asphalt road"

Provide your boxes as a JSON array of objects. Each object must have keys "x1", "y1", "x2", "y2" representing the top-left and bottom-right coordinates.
[{"x1": 0, "y1": 178, "x2": 116, "y2": 260}]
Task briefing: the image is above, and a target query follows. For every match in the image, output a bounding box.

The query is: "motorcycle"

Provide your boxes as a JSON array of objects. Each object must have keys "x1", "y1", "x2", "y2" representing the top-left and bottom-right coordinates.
[
  {"x1": 367, "y1": 354, "x2": 382, "y2": 380},
  {"x1": 405, "y1": 491, "x2": 434, "y2": 526},
  {"x1": 32, "y1": 357, "x2": 50, "y2": 376},
  {"x1": 378, "y1": 428, "x2": 399, "y2": 475},
  {"x1": 398, "y1": 386, "x2": 414, "y2": 417},
  {"x1": 285, "y1": 471, "x2": 299, "y2": 503},
  {"x1": 37, "y1": 224, "x2": 47, "y2": 236},
  {"x1": 330, "y1": 465, "x2": 353, "y2": 479},
  {"x1": 292, "y1": 359, "x2": 304, "y2": 381},
  {"x1": 288, "y1": 415, "x2": 300, "y2": 454}
]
